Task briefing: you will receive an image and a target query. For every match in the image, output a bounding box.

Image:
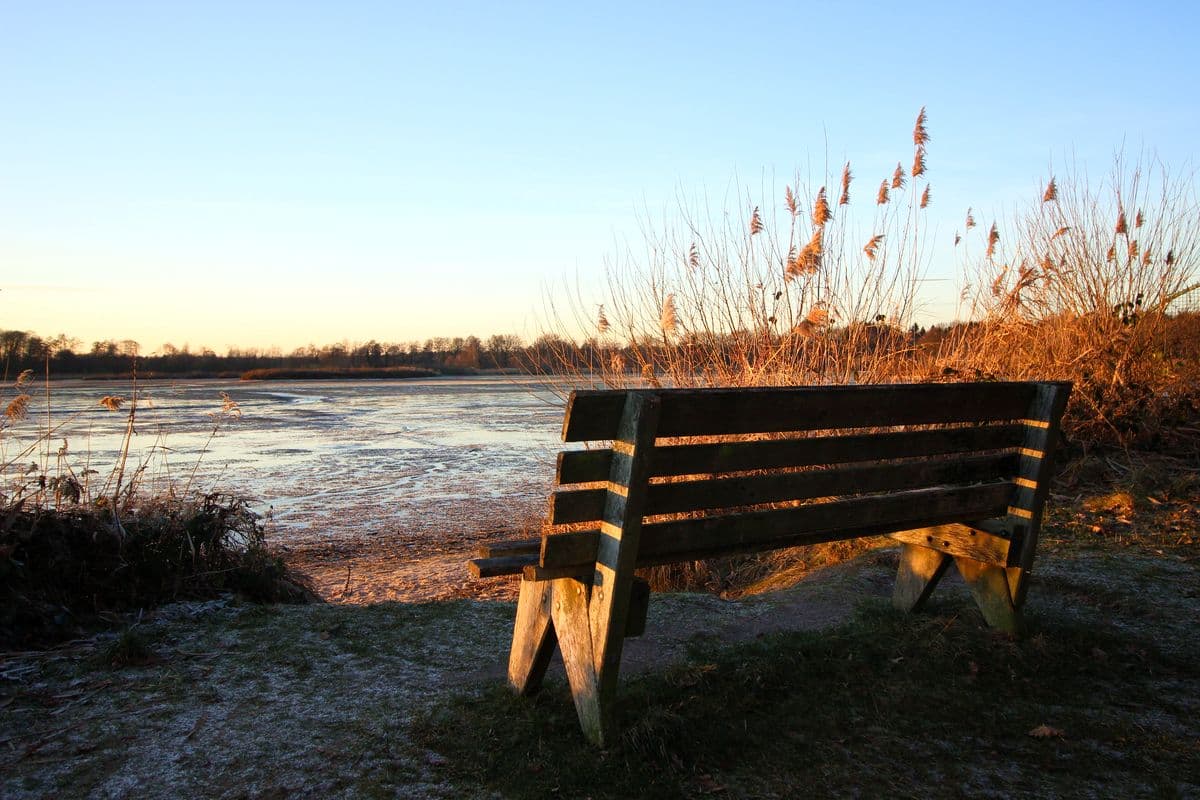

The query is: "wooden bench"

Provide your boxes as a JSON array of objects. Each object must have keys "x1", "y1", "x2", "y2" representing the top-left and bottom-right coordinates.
[{"x1": 469, "y1": 381, "x2": 1071, "y2": 746}]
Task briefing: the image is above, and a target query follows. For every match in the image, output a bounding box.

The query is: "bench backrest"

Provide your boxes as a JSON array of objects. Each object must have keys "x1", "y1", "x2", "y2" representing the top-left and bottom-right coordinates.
[{"x1": 548, "y1": 382, "x2": 1071, "y2": 570}]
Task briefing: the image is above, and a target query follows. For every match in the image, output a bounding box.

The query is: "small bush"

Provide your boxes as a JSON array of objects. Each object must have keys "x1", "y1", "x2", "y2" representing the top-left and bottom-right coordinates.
[{"x1": 0, "y1": 492, "x2": 314, "y2": 648}]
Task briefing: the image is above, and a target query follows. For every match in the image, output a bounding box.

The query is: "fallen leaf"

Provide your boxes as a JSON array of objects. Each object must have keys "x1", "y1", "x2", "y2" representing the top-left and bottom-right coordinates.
[{"x1": 1028, "y1": 724, "x2": 1065, "y2": 739}]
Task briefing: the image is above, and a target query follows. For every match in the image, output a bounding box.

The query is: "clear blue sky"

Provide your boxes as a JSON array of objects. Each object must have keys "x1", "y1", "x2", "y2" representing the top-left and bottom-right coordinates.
[{"x1": 3, "y1": 1, "x2": 1197, "y2": 352}]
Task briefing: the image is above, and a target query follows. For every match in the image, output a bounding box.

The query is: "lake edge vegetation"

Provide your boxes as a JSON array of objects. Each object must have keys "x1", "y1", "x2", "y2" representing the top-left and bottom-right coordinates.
[{"x1": 0, "y1": 376, "x2": 315, "y2": 649}]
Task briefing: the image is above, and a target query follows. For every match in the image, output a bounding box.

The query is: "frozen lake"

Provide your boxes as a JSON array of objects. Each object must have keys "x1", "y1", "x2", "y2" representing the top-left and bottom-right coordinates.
[{"x1": 6, "y1": 376, "x2": 574, "y2": 552}]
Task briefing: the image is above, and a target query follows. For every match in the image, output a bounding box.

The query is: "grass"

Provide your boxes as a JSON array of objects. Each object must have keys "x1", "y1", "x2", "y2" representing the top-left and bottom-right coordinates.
[
  {"x1": 410, "y1": 609, "x2": 1190, "y2": 796},
  {"x1": 413, "y1": 593, "x2": 1197, "y2": 800},
  {"x1": 405, "y1": 479, "x2": 1200, "y2": 799}
]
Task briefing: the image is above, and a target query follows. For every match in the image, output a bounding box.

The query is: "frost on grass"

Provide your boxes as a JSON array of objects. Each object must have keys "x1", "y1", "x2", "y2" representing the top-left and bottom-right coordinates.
[
  {"x1": 2, "y1": 543, "x2": 1197, "y2": 799},
  {"x1": 1, "y1": 599, "x2": 515, "y2": 800}
]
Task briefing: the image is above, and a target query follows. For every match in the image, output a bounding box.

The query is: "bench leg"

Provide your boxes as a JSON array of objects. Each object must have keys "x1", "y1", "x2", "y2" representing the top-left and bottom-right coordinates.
[
  {"x1": 955, "y1": 556, "x2": 1023, "y2": 636},
  {"x1": 508, "y1": 578, "x2": 558, "y2": 695},
  {"x1": 893, "y1": 544, "x2": 953, "y2": 612},
  {"x1": 550, "y1": 576, "x2": 614, "y2": 747}
]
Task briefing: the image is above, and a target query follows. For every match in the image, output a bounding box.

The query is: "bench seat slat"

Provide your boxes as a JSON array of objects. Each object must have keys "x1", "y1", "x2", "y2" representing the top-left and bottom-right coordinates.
[
  {"x1": 563, "y1": 383, "x2": 1049, "y2": 441},
  {"x1": 556, "y1": 424, "x2": 1024, "y2": 485}
]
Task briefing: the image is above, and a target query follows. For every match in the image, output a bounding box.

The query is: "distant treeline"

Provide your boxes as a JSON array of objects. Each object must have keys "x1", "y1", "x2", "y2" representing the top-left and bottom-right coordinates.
[
  {"x1": 0, "y1": 331, "x2": 624, "y2": 379},
  {"x1": 1, "y1": 326, "x2": 961, "y2": 381}
]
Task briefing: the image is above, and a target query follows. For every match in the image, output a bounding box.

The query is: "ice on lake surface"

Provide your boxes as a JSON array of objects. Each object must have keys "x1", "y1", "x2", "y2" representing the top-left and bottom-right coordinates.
[{"x1": 11, "y1": 376, "x2": 575, "y2": 549}]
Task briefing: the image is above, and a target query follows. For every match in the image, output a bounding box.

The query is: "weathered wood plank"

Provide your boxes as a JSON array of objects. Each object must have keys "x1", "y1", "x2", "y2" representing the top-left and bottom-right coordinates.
[
  {"x1": 540, "y1": 529, "x2": 600, "y2": 568},
  {"x1": 549, "y1": 576, "x2": 606, "y2": 745},
  {"x1": 553, "y1": 452, "x2": 1018, "y2": 524},
  {"x1": 636, "y1": 482, "x2": 1014, "y2": 563},
  {"x1": 892, "y1": 544, "x2": 953, "y2": 612},
  {"x1": 644, "y1": 453, "x2": 1018, "y2": 516},
  {"x1": 955, "y1": 555, "x2": 1022, "y2": 635},
  {"x1": 557, "y1": 449, "x2": 614, "y2": 485},
  {"x1": 887, "y1": 521, "x2": 1013, "y2": 566},
  {"x1": 469, "y1": 554, "x2": 538, "y2": 578},
  {"x1": 1008, "y1": 382, "x2": 1072, "y2": 607},
  {"x1": 550, "y1": 488, "x2": 608, "y2": 525},
  {"x1": 508, "y1": 578, "x2": 557, "y2": 695},
  {"x1": 474, "y1": 538, "x2": 541, "y2": 559},
  {"x1": 650, "y1": 425, "x2": 1024, "y2": 477},
  {"x1": 587, "y1": 391, "x2": 661, "y2": 749},
  {"x1": 562, "y1": 391, "x2": 626, "y2": 442},
  {"x1": 523, "y1": 563, "x2": 594, "y2": 581},
  {"x1": 563, "y1": 383, "x2": 1039, "y2": 441}
]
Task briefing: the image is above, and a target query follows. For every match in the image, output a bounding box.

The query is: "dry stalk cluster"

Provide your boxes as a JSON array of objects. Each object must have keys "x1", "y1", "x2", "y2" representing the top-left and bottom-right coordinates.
[
  {"x1": 953, "y1": 153, "x2": 1200, "y2": 450},
  {"x1": 537, "y1": 108, "x2": 937, "y2": 391}
]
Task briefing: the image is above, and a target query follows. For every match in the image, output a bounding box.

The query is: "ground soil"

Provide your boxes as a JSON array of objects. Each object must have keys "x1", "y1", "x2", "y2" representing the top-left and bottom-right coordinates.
[{"x1": 2, "y1": 492, "x2": 1196, "y2": 799}]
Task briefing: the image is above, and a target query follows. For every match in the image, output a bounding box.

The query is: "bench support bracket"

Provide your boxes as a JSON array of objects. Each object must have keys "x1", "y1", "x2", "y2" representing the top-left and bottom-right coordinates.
[
  {"x1": 893, "y1": 544, "x2": 953, "y2": 612},
  {"x1": 508, "y1": 578, "x2": 557, "y2": 695}
]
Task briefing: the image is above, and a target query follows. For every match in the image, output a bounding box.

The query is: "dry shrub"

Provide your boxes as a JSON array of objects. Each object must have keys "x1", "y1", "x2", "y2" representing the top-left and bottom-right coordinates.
[
  {"x1": 0, "y1": 493, "x2": 314, "y2": 648},
  {"x1": 0, "y1": 377, "x2": 314, "y2": 647},
  {"x1": 954, "y1": 153, "x2": 1200, "y2": 451}
]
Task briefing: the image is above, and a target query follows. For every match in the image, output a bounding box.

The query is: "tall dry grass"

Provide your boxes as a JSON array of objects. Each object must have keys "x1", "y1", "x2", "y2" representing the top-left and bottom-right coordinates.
[{"x1": 536, "y1": 108, "x2": 938, "y2": 392}]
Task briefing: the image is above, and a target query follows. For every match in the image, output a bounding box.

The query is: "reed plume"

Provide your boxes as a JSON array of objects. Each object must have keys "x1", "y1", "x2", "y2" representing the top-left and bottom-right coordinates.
[
  {"x1": 785, "y1": 186, "x2": 798, "y2": 217},
  {"x1": 797, "y1": 228, "x2": 823, "y2": 273},
  {"x1": 991, "y1": 264, "x2": 1008, "y2": 297},
  {"x1": 920, "y1": 185, "x2": 930, "y2": 209},
  {"x1": 5, "y1": 394, "x2": 30, "y2": 421},
  {"x1": 838, "y1": 162, "x2": 851, "y2": 205},
  {"x1": 912, "y1": 148, "x2": 926, "y2": 178},
  {"x1": 812, "y1": 187, "x2": 832, "y2": 227},
  {"x1": 1135, "y1": 210, "x2": 1145, "y2": 228},
  {"x1": 966, "y1": 208, "x2": 976, "y2": 229},
  {"x1": 792, "y1": 305, "x2": 829, "y2": 339},
  {"x1": 597, "y1": 305, "x2": 610, "y2": 334},
  {"x1": 913, "y1": 106, "x2": 929, "y2": 147},
  {"x1": 863, "y1": 234, "x2": 884, "y2": 261},
  {"x1": 688, "y1": 242, "x2": 700, "y2": 269},
  {"x1": 1043, "y1": 178, "x2": 1058, "y2": 203},
  {"x1": 986, "y1": 222, "x2": 999, "y2": 259},
  {"x1": 749, "y1": 207, "x2": 764, "y2": 235},
  {"x1": 876, "y1": 180, "x2": 889, "y2": 205},
  {"x1": 1051, "y1": 226, "x2": 1070, "y2": 240},
  {"x1": 660, "y1": 294, "x2": 678, "y2": 334},
  {"x1": 891, "y1": 163, "x2": 906, "y2": 190},
  {"x1": 1116, "y1": 210, "x2": 1128, "y2": 235},
  {"x1": 99, "y1": 396, "x2": 124, "y2": 412}
]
